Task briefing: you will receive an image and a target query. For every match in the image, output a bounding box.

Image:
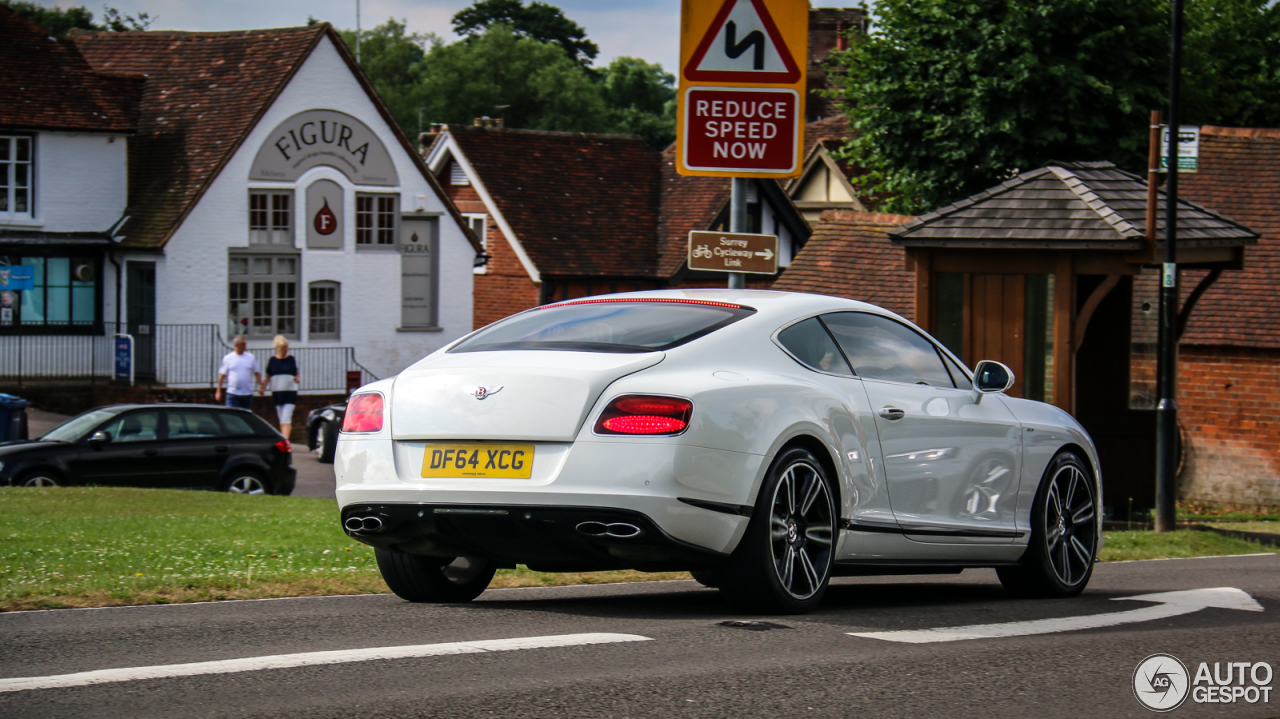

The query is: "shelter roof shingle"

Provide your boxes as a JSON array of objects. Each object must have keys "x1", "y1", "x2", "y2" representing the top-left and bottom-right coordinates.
[
  {"x1": 0, "y1": 5, "x2": 139, "y2": 133},
  {"x1": 447, "y1": 126, "x2": 661, "y2": 278},
  {"x1": 891, "y1": 162, "x2": 1257, "y2": 250},
  {"x1": 772, "y1": 211, "x2": 916, "y2": 321},
  {"x1": 1180, "y1": 127, "x2": 1280, "y2": 349}
]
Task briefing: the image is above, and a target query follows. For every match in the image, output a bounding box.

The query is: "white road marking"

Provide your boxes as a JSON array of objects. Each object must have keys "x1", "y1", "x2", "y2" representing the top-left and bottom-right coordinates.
[
  {"x1": 0, "y1": 633, "x2": 652, "y2": 693},
  {"x1": 849, "y1": 587, "x2": 1264, "y2": 644}
]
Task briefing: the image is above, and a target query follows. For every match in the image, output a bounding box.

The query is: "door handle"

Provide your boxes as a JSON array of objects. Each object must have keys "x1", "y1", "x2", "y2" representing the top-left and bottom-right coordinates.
[
  {"x1": 215, "y1": 446, "x2": 228, "y2": 453},
  {"x1": 144, "y1": 449, "x2": 158, "y2": 457},
  {"x1": 878, "y1": 406, "x2": 906, "y2": 421}
]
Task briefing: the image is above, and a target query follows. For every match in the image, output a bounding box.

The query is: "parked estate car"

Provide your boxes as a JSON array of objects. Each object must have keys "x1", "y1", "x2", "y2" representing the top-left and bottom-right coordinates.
[
  {"x1": 335, "y1": 290, "x2": 1102, "y2": 614},
  {"x1": 0, "y1": 404, "x2": 296, "y2": 495},
  {"x1": 305, "y1": 402, "x2": 345, "y2": 464}
]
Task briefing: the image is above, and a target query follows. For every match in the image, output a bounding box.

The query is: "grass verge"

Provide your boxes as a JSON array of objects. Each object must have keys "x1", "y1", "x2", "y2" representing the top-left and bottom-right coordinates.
[{"x1": 2, "y1": 488, "x2": 1276, "y2": 611}]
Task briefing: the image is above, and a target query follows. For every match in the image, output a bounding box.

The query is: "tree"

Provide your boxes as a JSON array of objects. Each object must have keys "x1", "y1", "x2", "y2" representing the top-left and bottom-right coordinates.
[
  {"x1": 452, "y1": 0, "x2": 598, "y2": 67},
  {"x1": 1180, "y1": 0, "x2": 1280, "y2": 130},
  {"x1": 339, "y1": 19, "x2": 438, "y2": 138},
  {"x1": 827, "y1": 0, "x2": 1168, "y2": 214},
  {"x1": 600, "y1": 57, "x2": 677, "y2": 148},
  {"x1": 6, "y1": 2, "x2": 153, "y2": 35},
  {"x1": 417, "y1": 23, "x2": 611, "y2": 132}
]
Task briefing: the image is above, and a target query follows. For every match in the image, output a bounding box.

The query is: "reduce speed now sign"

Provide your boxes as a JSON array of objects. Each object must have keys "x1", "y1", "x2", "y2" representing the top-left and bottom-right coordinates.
[{"x1": 677, "y1": 0, "x2": 809, "y2": 178}]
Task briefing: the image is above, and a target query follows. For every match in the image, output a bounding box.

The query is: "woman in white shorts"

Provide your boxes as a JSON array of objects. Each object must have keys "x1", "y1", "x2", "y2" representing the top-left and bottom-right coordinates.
[{"x1": 262, "y1": 335, "x2": 300, "y2": 441}]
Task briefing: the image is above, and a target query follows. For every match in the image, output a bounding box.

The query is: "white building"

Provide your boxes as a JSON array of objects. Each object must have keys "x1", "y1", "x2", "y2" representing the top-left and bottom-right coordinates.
[{"x1": 0, "y1": 9, "x2": 483, "y2": 389}]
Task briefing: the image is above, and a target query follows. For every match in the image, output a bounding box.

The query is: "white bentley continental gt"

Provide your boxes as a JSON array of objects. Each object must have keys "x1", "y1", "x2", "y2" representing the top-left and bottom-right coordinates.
[{"x1": 336, "y1": 290, "x2": 1102, "y2": 613}]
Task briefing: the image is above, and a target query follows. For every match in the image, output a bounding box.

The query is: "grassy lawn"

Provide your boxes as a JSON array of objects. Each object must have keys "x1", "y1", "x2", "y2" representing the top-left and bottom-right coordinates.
[
  {"x1": 1199, "y1": 521, "x2": 1280, "y2": 534},
  {"x1": 1, "y1": 487, "x2": 1276, "y2": 611}
]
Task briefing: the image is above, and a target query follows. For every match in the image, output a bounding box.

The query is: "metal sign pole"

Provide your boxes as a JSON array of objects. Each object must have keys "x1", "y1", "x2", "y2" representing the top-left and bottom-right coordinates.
[
  {"x1": 1155, "y1": 0, "x2": 1184, "y2": 533},
  {"x1": 728, "y1": 178, "x2": 747, "y2": 289}
]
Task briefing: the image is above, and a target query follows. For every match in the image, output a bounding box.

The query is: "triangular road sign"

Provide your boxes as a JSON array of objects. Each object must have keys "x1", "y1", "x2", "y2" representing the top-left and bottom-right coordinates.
[{"x1": 684, "y1": 0, "x2": 801, "y2": 83}]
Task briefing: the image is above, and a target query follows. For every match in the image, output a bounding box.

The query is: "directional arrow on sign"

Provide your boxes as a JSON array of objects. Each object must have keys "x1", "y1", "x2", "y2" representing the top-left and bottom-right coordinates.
[
  {"x1": 755, "y1": 248, "x2": 774, "y2": 260},
  {"x1": 848, "y1": 587, "x2": 1264, "y2": 644}
]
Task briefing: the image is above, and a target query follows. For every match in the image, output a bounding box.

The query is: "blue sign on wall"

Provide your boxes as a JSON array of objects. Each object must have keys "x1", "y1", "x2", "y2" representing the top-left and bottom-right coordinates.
[
  {"x1": 114, "y1": 335, "x2": 133, "y2": 384},
  {"x1": 0, "y1": 265, "x2": 35, "y2": 291}
]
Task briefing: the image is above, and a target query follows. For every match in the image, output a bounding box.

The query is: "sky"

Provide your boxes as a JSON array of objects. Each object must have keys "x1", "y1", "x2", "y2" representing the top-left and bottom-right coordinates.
[{"x1": 29, "y1": 0, "x2": 685, "y2": 72}]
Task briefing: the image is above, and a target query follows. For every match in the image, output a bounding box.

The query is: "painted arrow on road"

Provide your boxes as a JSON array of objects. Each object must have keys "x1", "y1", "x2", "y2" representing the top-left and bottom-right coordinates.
[{"x1": 849, "y1": 587, "x2": 1264, "y2": 644}]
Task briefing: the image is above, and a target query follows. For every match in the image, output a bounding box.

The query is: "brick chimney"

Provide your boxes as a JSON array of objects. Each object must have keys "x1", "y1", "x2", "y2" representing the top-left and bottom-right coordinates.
[{"x1": 806, "y1": 7, "x2": 867, "y2": 121}]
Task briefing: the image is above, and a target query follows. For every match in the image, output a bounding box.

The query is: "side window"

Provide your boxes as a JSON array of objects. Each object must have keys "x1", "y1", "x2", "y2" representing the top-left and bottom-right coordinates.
[
  {"x1": 216, "y1": 412, "x2": 257, "y2": 437},
  {"x1": 941, "y1": 351, "x2": 973, "y2": 390},
  {"x1": 99, "y1": 411, "x2": 161, "y2": 443},
  {"x1": 820, "y1": 312, "x2": 954, "y2": 387},
  {"x1": 167, "y1": 411, "x2": 223, "y2": 439},
  {"x1": 776, "y1": 318, "x2": 853, "y2": 376}
]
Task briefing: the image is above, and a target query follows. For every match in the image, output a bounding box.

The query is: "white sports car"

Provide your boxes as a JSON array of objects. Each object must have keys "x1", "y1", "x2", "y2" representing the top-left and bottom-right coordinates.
[{"x1": 336, "y1": 290, "x2": 1102, "y2": 613}]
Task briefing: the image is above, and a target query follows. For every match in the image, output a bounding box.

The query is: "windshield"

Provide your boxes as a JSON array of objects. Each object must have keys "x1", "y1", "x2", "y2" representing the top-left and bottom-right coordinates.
[
  {"x1": 451, "y1": 299, "x2": 756, "y2": 354},
  {"x1": 40, "y1": 408, "x2": 122, "y2": 442}
]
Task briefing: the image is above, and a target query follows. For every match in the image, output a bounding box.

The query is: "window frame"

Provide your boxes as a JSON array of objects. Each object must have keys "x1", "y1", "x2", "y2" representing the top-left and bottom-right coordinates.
[
  {"x1": 772, "y1": 316, "x2": 855, "y2": 378},
  {"x1": 228, "y1": 252, "x2": 300, "y2": 339},
  {"x1": 818, "y1": 311, "x2": 962, "y2": 389},
  {"x1": 0, "y1": 252, "x2": 103, "y2": 336},
  {"x1": 464, "y1": 213, "x2": 487, "y2": 275},
  {"x1": 0, "y1": 133, "x2": 35, "y2": 221},
  {"x1": 308, "y1": 280, "x2": 340, "y2": 340},
  {"x1": 248, "y1": 190, "x2": 294, "y2": 246},
  {"x1": 355, "y1": 192, "x2": 399, "y2": 249}
]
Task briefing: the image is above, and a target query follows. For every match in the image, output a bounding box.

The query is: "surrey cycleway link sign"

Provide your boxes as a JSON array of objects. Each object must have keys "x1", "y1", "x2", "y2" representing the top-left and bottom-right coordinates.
[{"x1": 688, "y1": 231, "x2": 779, "y2": 274}]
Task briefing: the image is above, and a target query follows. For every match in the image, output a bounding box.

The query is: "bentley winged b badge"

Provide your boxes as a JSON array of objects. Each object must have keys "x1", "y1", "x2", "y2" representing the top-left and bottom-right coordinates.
[{"x1": 472, "y1": 385, "x2": 503, "y2": 400}]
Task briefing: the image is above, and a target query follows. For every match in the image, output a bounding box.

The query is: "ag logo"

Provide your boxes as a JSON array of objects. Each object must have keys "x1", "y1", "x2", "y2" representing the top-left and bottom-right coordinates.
[{"x1": 1134, "y1": 653, "x2": 1190, "y2": 712}]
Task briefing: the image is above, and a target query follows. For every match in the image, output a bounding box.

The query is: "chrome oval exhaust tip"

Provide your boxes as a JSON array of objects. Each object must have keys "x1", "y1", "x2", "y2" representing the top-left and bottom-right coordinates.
[
  {"x1": 344, "y1": 517, "x2": 365, "y2": 532},
  {"x1": 576, "y1": 521, "x2": 643, "y2": 539},
  {"x1": 361, "y1": 516, "x2": 384, "y2": 533},
  {"x1": 576, "y1": 521, "x2": 609, "y2": 537}
]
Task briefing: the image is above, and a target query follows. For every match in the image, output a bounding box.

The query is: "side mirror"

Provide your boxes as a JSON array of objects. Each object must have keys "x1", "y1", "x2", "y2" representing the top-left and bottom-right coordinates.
[
  {"x1": 89, "y1": 431, "x2": 111, "y2": 446},
  {"x1": 971, "y1": 360, "x2": 1015, "y2": 405}
]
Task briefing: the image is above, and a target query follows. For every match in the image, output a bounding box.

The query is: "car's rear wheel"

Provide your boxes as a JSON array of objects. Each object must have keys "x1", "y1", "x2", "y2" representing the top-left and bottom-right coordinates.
[
  {"x1": 222, "y1": 471, "x2": 272, "y2": 495},
  {"x1": 375, "y1": 550, "x2": 497, "y2": 603},
  {"x1": 718, "y1": 446, "x2": 836, "y2": 614},
  {"x1": 998, "y1": 451, "x2": 1097, "y2": 598},
  {"x1": 17, "y1": 470, "x2": 62, "y2": 488},
  {"x1": 316, "y1": 420, "x2": 338, "y2": 464}
]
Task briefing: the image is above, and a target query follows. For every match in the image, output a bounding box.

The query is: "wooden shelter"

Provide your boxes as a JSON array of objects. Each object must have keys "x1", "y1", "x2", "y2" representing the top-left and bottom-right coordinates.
[{"x1": 889, "y1": 161, "x2": 1256, "y2": 505}]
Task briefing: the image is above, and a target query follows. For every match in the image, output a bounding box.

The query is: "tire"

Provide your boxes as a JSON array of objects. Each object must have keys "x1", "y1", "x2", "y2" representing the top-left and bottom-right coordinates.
[
  {"x1": 375, "y1": 549, "x2": 497, "y2": 603},
  {"x1": 221, "y1": 470, "x2": 272, "y2": 496},
  {"x1": 689, "y1": 569, "x2": 721, "y2": 588},
  {"x1": 316, "y1": 420, "x2": 338, "y2": 464},
  {"x1": 17, "y1": 470, "x2": 62, "y2": 488},
  {"x1": 717, "y1": 446, "x2": 836, "y2": 614},
  {"x1": 998, "y1": 451, "x2": 1098, "y2": 598}
]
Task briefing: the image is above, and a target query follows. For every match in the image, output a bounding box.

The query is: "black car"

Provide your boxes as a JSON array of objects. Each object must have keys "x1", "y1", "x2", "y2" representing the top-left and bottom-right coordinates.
[
  {"x1": 0, "y1": 404, "x2": 296, "y2": 495},
  {"x1": 305, "y1": 402, "x2": 344, "y2": 464}
]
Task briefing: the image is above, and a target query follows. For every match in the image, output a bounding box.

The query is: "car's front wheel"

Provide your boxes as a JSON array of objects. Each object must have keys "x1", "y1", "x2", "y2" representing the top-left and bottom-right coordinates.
[
  {"x1": 998, "y1": 451, "x2": 1098, "y2": 598},
  {"x1": 375, "y1": 550, "x2": 497, "y2": 603},
  {"x1": 718, "y1": 446, "x2": 836, "y2": 614},
  {"x1": 17, "y1": 470, "x2": 62, "y2": 488}
]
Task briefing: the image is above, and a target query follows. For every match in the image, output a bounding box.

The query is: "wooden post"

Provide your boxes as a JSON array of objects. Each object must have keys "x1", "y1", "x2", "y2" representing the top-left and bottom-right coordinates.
[
  {"x1": 1143, "y1": 110, "x2": 1162, "y2": 263},
  {"x1": 1052, "y1": 254, "x2": 1075, "y2": 413},
  {"x1": 913, "y1": 250, "x2": 932, "y2": 330}
]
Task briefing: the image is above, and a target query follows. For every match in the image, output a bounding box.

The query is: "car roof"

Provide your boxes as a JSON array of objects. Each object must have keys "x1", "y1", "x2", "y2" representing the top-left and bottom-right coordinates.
[
  {"x1": 541, "y1": 289, "x2": 905, "y2": 324},
  {"x1": 93, "y1": 404, "x2": 248, "y2": 412}
]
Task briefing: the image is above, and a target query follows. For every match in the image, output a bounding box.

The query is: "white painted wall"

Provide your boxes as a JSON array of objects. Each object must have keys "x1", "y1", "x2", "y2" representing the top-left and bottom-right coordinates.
[
  {"x1": 25, "y1": 132, "x2": 128, "y2": 232},
  {"x1": 148, "y1": 35, "x2": 474, "y2": 381}
]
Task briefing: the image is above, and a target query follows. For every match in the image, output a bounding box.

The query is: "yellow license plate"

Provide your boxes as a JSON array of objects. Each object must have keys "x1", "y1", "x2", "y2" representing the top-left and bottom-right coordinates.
[{"x1": 421, "y1": 444, "x2": 534, "y2": 478}]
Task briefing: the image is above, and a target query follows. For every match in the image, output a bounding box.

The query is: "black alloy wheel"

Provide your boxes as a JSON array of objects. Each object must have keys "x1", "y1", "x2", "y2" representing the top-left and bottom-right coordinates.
[
  {"x1": 375, "y1": 549, "x2": 497, "y2": 603},
  {"x1": 998, "y1": 451, "x2": 1097, "y2": 598},
  {"x1": 222, "y1": 471, "x2": 271, "y2": 495},
  {"x1": 18, "y1": 471, "x2": 62, "y2": 488},
  {"x1": 718, "y1": 446, "x2": 836, "y2": 614}
]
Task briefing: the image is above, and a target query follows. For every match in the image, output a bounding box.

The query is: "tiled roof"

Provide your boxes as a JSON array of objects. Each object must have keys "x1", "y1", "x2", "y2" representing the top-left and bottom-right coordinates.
[
  {"x1": 0, "y1": 5, "x2": 139, "y2": 133},
  {"x1": 891, "y1": 161, "x2": 1257, "y2": 249},
  {"x1": 448, "y1": 125, "x2": 662, "y2": 278},
  {"x1": 1180, "y1": 127, "x2": 1280, "y2": 349},
  {"x1": 657, "y1": 147, "x2": 729, "y2": 277},
  {"x1": 71, "y1": 26, "x2": 328, "y2": 248},
  {"x1": 772, "y1": 210, "x2": 916, "y2": 320},
  {"x1": 802, "y1": 114, "x2": 852, "y2": 159}
]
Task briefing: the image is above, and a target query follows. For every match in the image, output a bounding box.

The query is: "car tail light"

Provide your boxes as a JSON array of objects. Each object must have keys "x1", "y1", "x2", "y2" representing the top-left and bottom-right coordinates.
[
  {"x1": 594, "y1": 395, "x2": 693, "y2": 436},
  {"x1": 274, "y1": 439, "x2": 292, "y2": 453},
  {"x1": 342, "y1": 393, "x2": 384, "y2": 433}
]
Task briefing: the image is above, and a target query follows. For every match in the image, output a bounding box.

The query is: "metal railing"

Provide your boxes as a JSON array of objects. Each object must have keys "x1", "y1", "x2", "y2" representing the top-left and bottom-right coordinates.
[{"x1": 0, "y1": 323, "x2": 378, "y2": 391}]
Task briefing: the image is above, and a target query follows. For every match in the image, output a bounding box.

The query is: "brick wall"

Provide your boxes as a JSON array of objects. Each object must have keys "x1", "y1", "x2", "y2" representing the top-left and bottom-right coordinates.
[{"x1": 1178, "y1": 346, "x2": 1280, "y2": 511}]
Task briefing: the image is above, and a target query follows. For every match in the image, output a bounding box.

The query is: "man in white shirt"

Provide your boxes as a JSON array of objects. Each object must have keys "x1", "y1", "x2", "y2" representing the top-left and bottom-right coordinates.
[{"x1": 216, "y1": 336, "x2": 262, "y2": 409}]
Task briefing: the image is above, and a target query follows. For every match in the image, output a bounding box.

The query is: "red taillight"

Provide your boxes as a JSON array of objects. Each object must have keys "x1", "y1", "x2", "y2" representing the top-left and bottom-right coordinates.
[
  {"x1": 342, "y1": 393, "x2": 384, "y2": 433},
  {"x1": 594, "y1": 395, "x2": 692, "y2": 436},
  {"x1": 274, "y1": 439, "x2": 292, "y2": 453}
]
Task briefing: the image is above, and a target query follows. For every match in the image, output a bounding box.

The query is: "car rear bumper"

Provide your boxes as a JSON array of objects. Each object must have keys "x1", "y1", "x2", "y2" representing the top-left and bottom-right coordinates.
[
  {"x1": 335, "y1": 437, "x2": 764, "y2": 556},
  {"x1": 341, "y1": 502, "x2": 729, "y2": 572}
]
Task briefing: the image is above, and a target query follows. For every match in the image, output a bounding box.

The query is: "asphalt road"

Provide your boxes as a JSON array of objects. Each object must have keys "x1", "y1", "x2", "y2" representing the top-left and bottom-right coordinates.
[{"x1": 2, "y1": 554, "x2": 1277, "y2": 719}]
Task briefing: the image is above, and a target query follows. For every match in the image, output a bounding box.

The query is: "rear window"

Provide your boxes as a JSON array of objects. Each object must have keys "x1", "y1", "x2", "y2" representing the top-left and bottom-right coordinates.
[{"x1": 450, "y1": 299, "x2": 756, "y2": 354}]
